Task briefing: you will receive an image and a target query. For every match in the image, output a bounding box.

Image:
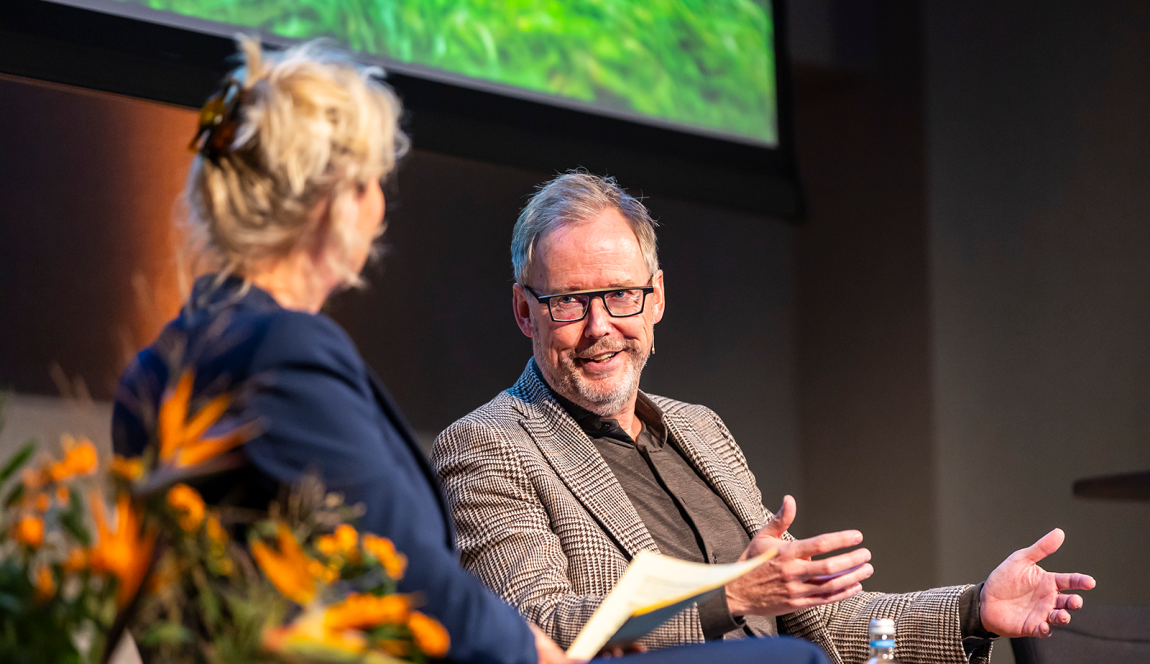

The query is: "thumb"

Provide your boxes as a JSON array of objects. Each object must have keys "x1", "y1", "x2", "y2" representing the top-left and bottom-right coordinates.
[
  {"x1": 1022, "y1": 528, "x2": 1065, "y2": 563},
  {"x1": 762, "y1": 495, "x2": 796, "y2": 538}
]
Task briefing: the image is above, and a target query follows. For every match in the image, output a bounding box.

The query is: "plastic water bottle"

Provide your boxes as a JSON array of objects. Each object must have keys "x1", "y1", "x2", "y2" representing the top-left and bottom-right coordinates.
[{"x1": 865, "y1": 618, "x2": 899, "y2": 663}]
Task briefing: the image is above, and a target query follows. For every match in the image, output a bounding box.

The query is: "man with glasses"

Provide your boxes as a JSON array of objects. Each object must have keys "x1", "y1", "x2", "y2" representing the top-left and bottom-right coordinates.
[{"x1": 431, "y1": 171, "x2": 1094, "y2": 664}]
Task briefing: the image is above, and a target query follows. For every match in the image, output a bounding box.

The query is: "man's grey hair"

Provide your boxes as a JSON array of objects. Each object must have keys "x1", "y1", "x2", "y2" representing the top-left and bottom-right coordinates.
[{"x1": 511, "y1": 170, "x2": 659, "y2": 286}]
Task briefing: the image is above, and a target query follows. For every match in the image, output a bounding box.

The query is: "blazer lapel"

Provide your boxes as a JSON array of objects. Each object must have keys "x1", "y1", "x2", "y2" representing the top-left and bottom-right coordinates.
[
  {"x1": 513, "y1": 363, "x2": 658, "y2": 560},
  {"x1": 365, "y1": 368, "x2": 455, "y2": 548},
  {"x1": 659, "y1": 405, "x2": 766, "y2": 536}
]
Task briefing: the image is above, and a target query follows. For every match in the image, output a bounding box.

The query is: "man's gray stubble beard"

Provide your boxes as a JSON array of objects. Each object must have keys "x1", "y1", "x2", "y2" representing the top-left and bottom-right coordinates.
[{"x1": 533, "y1": 335, "x2": 651, "y2": 418}]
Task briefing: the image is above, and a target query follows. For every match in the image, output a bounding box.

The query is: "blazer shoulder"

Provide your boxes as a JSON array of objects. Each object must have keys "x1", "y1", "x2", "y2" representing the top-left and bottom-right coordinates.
[
  {"x1": 436, "y1": 388, "x2": 528, "y2": 446},
  {"x1": 644, "y1": 393, "x2": 724, "y2": 424},
  {"x1": 251, "y1": 309, "x2": 362, "y2": 379}
]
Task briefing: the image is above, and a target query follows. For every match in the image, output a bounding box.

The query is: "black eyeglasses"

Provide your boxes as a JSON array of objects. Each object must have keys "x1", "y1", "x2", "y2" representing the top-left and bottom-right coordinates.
[{"x1": 523, "y1": 284, "x2": 655, "y2": 322}]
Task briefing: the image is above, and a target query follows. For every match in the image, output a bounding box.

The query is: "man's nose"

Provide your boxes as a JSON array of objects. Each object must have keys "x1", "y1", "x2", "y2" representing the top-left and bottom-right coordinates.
[{"x1": 583, "y1": 296, "x2": 614, "y2": 337}]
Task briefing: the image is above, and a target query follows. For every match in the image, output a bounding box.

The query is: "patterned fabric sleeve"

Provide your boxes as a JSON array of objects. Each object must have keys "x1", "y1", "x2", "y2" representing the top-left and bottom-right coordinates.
[
  {"x1": 433, "y1": 418, "x2": 606, "y2": 647},
  {"x1": 705, "y1": 409, "x2": 991, "y2": 664}
]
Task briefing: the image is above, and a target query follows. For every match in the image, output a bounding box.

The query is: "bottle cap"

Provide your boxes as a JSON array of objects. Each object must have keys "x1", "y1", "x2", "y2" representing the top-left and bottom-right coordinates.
[{"x1": 869, "y1": 618, "x2": 895, "y2": 635}]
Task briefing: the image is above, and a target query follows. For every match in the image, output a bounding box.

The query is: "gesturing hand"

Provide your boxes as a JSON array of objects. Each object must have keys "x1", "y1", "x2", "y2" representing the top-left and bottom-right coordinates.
[
  {"x1": 980, "y1": 528, "x2": 1095, "y2": 638},
  {"x1": 725, "y1": 495, "x2": 874, "y2": 617}
]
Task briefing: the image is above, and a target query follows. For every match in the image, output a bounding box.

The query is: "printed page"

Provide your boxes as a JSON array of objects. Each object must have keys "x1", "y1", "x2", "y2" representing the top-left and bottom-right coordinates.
[{"x1": 567, "y1": 549, "x2": 775, "y2": 659}]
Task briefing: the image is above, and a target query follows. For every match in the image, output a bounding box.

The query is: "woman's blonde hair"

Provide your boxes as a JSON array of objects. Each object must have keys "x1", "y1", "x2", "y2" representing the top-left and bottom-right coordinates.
[{"x1": 184, "y1": 36, "x2": 408, "y2": 290}]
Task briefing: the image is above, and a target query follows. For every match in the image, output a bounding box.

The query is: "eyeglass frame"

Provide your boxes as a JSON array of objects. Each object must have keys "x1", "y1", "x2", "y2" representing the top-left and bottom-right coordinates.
[{"x1": 521, "y1": 282, "x2": 657, "y2": 323}]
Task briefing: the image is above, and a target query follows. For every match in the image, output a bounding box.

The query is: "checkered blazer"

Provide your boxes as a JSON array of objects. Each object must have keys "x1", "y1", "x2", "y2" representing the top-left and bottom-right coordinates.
[{"x1": 432, "y1": 362, "x2": 989, "y2": 664}]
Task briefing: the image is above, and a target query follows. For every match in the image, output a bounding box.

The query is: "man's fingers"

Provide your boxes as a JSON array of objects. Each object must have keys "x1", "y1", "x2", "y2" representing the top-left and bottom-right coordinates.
[
  {"x1": 805, "y1": 548, "x2": 872, "y2": 578},
  {"x1": 798, "y1": 582, "x2": 864, "y2": 609},
  {"x1": 762, "y1": 495, "x2": 797, "y2": 537},
  {"x1": 1055, "y1": 594, "x2": 1083, "y2": 611},
  {"x1": 1022, "y1": 528, "x2": 1065, "y2": 563},
  {"x1": 799, "y1": 563, "x2": 873, "y2": 597},
  {"x1": 1034, "y1": 621, "x2": 1053, "y2": 638},
  {"x1": 1053, "y1": 572, "x2": 1096, "y2": 592},
  {"x1": 789, "y1": 530, "x2": 864, "y2": 559},
  {"x1": 1049, "y1": 609, "x2": 1071, "y2": 626}
]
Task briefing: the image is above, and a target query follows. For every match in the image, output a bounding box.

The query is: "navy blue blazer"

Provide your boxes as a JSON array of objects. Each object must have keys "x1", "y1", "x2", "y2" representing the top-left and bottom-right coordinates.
[{"x1": 112, "y1": 276, "x2": 536, "y2": 664}]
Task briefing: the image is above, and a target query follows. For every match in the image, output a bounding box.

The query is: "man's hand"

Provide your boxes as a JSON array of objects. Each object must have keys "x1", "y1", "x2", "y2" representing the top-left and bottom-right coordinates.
[
  {"x1": 980, "y1": 528, "x2": 1096, "y2": 638},
  {"x1": 532, "y1": 624, "x2": 584, "y2": 664},
  {"x1": 726, "y1": 495, "x2": 874, "y2": 617},
  {"x1": 597, "y1": 643, "x2": 648, "y2": 658}
]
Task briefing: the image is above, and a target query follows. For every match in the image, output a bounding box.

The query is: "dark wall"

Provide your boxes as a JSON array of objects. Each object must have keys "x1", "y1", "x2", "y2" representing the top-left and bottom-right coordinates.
[
  {"x1": 789, "y1": 0, "x2": 939, "y2": 593},
  {"x1": 927, "y1": 0, "x2": 1150, "y2": 606}
]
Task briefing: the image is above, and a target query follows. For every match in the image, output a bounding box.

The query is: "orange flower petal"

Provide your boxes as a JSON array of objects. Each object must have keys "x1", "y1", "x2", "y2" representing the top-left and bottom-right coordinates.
[
  {"x1": 64, "y1": 547, "x2": 88, "y2": 572},
  {"x1": 14, "y1": 516, "x2": 44, "y2": 548},
  {"x1": 167, "y1": 484, "x2": 206, "y2": 531},
  {"x1": 67, "y1": 439, "x2": 99, "y2": 476},
  {"x1": 184, "y1": 393, "x2": 232, "y2": 445},
  {"x1": 408, "y1": 611, "x2": 450, "y2": 658},
  {"x1": 175, "y1": 428, "x2": 250, "y2": 467},
  {"x1": 324, "y1": 593, "x2": 409, "y2": 632},
  {"x1": 159, "y1": 370, "x2": 194, "y2": 461},
  {"x1": 117, "y1": 527, "x2": 157, "y2": 608},
  {"x1": 34, "y1": 565, "x2": 55, "y2": 602},
  {"x1": 206, "y1": 515, "x2": 227, "y2": 545},
  {"x1": 87, "y1": 490, "x2": 155, "y2": 608},
  {"x1": 110, "y1": 456, "x2": 145, "y2": 481},
  {"x1": 252, "y1": 539, "x2": 316, "y2": 605}
]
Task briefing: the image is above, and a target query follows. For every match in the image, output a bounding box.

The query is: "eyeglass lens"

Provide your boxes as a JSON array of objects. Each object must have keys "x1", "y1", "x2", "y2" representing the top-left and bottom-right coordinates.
[{"x1": 549, "y1": 289, "x2": 646, "y2": 321}]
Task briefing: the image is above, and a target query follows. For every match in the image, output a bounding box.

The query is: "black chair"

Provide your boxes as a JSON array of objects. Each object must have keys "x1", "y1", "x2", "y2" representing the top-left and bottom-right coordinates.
[{"x1": 1011, "y1": 605, "x2": 1150, "y2": 663}]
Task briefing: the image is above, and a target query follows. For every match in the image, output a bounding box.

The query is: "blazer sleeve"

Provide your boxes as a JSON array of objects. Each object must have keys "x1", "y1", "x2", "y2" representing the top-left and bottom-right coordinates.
[
  {"x1": 242, "y1": 312, "x2": 537, "y2": 664},
  {"x1": 432, "y1": 419, "x2": 609, "y2": 650},
  {"x1": 705, "y1": 409, "x2": 988, "y2": 664}
]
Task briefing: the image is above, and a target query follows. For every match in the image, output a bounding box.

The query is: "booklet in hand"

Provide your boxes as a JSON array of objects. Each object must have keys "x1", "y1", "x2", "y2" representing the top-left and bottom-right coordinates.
[{"x1": 566, "y1": 548, "x2": 777, "y2": 659}]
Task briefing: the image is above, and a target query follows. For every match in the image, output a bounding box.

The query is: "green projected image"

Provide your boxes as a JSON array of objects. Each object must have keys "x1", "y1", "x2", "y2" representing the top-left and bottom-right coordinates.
[{"x1": 108, "y1": 0, "x2": 777, "y2": 145}]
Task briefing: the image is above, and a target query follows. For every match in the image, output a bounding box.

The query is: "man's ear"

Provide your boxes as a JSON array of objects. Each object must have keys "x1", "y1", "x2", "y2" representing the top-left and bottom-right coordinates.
[
  {"x1": 650, "y1": 270, "x2": 666, "y2": 325},
  {"x1": 512, "y1": 283, "x2": 535, "y2": 337}
]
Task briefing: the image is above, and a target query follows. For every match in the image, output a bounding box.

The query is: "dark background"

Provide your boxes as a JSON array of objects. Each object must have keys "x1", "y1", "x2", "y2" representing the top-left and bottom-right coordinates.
[{"x1": 2, "y1": 5, "x2": 1149, "y2": 659}]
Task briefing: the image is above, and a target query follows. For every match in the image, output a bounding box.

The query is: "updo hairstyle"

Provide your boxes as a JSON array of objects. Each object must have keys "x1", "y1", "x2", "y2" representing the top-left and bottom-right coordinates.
[{"x1": 185, "y1": 37, "x2": 408, "y2": 289}]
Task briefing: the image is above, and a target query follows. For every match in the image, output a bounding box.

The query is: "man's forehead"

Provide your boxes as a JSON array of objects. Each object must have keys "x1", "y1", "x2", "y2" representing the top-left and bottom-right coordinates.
[{"x1": 533, "y1": 211, "x2": 647, "y2": 291}]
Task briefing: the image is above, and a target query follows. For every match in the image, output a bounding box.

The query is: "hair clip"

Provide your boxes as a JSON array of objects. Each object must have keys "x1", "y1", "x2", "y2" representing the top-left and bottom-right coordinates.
[{"x1": 189, "y1": 79, "x2": 245, "y2": 161}]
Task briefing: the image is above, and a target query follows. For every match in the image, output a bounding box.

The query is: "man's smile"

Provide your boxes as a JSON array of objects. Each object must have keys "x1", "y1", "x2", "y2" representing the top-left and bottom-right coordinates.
[
  {"x1": 572, "y1": 347, "x2": 629, "y2": 373},
  {"x1": 585, "y1": 351, "x2": 618, "y2": 363}
]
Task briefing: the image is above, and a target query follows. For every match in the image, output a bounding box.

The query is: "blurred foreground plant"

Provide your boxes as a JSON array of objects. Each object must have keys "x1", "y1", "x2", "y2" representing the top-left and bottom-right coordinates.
[{"x1": 0, "y1": 370, "x2": 446, "y2": 664}]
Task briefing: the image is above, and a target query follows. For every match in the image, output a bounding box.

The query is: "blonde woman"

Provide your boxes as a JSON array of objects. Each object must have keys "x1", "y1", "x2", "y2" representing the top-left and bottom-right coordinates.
[{"x1": 111, "y1": 38, "x2": 558, "y2": 664}]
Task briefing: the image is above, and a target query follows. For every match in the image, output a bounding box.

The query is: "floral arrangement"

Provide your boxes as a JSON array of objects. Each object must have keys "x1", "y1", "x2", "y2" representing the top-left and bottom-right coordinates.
[{"x1": 0, "y1": 374, "x2": 449, "y2": 664}]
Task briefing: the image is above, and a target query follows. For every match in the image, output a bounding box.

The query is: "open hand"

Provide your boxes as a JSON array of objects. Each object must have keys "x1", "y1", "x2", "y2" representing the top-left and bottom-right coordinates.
[
  {"x1": 980, "y1": 528, "x2": 1096, "y2": 638},
  {"x1": 725, "y1": 495, "x2": 873, "y2": 617}
]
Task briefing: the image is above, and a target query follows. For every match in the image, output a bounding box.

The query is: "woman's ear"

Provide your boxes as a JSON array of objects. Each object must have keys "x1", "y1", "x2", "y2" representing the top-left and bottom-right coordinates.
[{"x1": 307, "y1": 194, "x2": 335, "y2": 260}]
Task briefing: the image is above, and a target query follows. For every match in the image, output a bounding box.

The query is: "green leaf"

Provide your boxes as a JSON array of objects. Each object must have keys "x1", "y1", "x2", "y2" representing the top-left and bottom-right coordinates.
[
  {"x1": 139, "y1": 622, "x2": 194, "y2": 647},
  {"x1": 58, "y1": 490, "x2": 91, "y2": 547},
  {"x1": 0, "y1": 592, "x2": 22, "y2": 612},
  {"x1": 0, "y1": 442, "x2": 35, "y2": 487},
  {"x1": 3, "y1": 482, "x2": 25, "y2": 509}
]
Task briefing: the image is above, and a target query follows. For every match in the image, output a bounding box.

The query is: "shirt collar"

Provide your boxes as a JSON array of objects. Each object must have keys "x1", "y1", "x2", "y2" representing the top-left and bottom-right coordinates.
[{"x1": 530, "y1": 358, "x2": 668, "y2": 447}]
